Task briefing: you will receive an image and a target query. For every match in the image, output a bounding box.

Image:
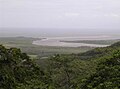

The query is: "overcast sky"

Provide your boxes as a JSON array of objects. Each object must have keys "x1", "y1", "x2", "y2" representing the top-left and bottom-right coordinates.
[{"x1": 0, "y1": 0, "x2": 120, "y2": 37}]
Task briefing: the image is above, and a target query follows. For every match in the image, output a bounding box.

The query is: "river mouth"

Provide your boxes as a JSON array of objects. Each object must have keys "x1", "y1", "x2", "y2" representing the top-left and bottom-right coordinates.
[{"x1": 32, "y1": 36, "x2": 114, "y2": 47}]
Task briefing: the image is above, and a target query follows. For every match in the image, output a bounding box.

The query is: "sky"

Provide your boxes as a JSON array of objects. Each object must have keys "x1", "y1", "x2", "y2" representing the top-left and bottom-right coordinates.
[{"x1": 0, "y1": 0, "x2": 120, "y2": 37}]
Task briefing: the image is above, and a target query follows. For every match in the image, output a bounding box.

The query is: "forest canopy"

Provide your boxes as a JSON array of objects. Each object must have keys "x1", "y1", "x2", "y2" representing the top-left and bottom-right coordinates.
[{"x1": 0, "y1": 42, "x2": 120, "y2": 89}]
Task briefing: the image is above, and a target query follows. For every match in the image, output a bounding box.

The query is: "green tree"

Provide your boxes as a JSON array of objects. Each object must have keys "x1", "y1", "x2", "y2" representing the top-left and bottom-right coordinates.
[
  {"x1": 0, "y1": 45, "x2": 47, "y2": 89},
  {"x1": 80, "y1": 51, "x2": 120, "y2": 89}
]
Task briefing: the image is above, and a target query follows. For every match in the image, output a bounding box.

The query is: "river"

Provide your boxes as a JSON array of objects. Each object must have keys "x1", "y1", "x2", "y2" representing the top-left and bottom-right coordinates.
[{"x1": 32, "y1": 36, "x2": 118, "y2": 47}]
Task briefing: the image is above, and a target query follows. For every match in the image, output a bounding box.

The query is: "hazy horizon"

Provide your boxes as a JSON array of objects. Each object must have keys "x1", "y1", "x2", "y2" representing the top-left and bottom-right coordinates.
[
  {"x1": 0, "y1": 28, "x2": 120, "y2": 37},
  {"x1": 1, "y1": 0, "x2": 120, "y2": 28},
  {"x1": 0, "y1": 0, "x2": 120, "y2": 37}
]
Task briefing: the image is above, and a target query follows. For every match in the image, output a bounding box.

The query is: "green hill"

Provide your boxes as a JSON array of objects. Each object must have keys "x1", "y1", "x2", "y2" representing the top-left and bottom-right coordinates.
[
  {"x1": 0, "y1": 41, "x2": 120, "y2": 89},
  {"x1": 77, "y1": 41, "x2": 120, "y2": 59}
]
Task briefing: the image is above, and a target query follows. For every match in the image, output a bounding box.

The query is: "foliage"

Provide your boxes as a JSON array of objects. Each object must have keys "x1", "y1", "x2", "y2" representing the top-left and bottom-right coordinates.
[
  {"x1": 0, "y1": 41, "x2": 120, "y2": 89},
  {"x1": 80, "y1": 51, "x2": 120, "y2": 89},
  {"x1": 0, "y1": 45, "x2": 47, "y2": 89}
]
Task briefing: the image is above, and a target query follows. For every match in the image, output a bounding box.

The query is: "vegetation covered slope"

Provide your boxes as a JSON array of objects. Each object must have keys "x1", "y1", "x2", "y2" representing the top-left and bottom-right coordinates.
[
  {"x1": 0, "y1": 41, "x2": 120, "y2": 89},
  {"x1": 77, "y1": 41, "x2": 120, "y2": 59},
  {"x1": 80, "y1": 51, "x2": 120, "y2": 89},
  {"x1": 0, "y1": 45, "x2": 47, "y2": 89}
]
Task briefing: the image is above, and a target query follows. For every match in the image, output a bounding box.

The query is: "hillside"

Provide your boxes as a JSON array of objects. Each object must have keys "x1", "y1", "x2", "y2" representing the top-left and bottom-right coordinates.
[
  {"x1": 77, "y1": 41, "x2": 120, "y2": 59},
  {"x1": 0, "y1": 41, "x2": 120, "y2": 89}
]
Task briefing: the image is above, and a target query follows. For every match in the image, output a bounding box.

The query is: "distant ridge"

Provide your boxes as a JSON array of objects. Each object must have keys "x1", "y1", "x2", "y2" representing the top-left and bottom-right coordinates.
[{"x1": 78, "y1": 41, "x2": 120, "y2": 59}]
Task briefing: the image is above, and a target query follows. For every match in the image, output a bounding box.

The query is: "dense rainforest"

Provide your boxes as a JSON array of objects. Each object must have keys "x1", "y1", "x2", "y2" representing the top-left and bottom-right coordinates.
[{"x1": 0, "y1": 41, "x2": 120, "y2": 89}]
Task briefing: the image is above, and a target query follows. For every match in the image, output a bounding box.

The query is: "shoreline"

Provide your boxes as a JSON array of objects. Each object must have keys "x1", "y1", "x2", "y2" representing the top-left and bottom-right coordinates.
[{"x1": 32, "y1": 36, "x2": 112, "y2": 47}]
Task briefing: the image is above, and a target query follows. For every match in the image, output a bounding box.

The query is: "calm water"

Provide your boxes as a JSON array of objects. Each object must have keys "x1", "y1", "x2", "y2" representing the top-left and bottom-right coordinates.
[{"x1": 32, "y1": 36, "x2": 119, "y2": 47}]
